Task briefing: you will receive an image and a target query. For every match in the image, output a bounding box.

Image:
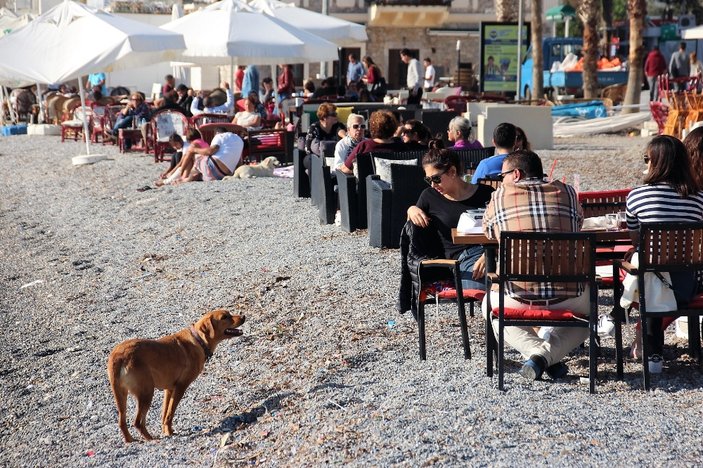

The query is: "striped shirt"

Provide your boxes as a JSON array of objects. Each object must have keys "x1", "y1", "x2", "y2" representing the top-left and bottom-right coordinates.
[
  {"x1": 626, "y1": 184, "x2": 703, "y2": 230},
  {"x1": 483, "y1": 179, "x2": 584, "y2": 300}
]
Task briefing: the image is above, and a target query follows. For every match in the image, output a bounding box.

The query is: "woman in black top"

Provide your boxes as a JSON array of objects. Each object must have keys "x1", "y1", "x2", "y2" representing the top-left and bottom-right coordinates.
[{"x1": 407, "y1": 148, "x2": 494, "y2": 290}]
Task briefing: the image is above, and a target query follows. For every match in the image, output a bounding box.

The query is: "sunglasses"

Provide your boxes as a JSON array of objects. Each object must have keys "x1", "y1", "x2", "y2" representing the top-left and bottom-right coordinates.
[
  {"x1": 643, "y1": 155, "x2": 650, "y2": 164},
  {"x1": 351, "y1": 123, "x2": 366, "y2": 130},
  {"x1": 497, "y1": 168, "x2": 515, "y2": 181},
  {"x1": 424, "y1": 169, "x2": 447, "y2": 185}
]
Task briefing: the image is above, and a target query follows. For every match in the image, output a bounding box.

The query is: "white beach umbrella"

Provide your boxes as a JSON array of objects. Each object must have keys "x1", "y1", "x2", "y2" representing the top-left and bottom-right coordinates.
[
  {"x1": 161, "y1": 0, "x2": 339, "y2": 65},
  {"x1": 0, "y1": 0, "x2": 185, "y2": 161},
  {"x1": 247, "y1": 0, "x2": 367, "y2": 46}
]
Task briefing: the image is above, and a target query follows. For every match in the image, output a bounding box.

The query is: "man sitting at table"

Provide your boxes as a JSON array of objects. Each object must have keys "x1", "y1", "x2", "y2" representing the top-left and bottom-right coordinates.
[
  {"x1": 471, "y1": 122, "x2": 517, "y2": 183},
  {"x1": 482, "y1": 150, "x2": 585, "y2": 381}
]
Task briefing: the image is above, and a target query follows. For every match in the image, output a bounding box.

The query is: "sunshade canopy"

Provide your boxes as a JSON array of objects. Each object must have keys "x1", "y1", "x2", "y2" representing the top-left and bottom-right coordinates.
[
  {"x1": 546, "y1": 4, "x2": 576, "y2": 22},
  {"x1": 161, "y1": 0, "x2": 339, "y2": 66},
  {"x1": 0, "y1": 0, "x2": 185, "y2": 84}
]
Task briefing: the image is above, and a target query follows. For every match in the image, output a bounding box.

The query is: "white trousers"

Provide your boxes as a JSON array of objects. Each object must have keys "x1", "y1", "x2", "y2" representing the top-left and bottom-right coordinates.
[{"x1": 481, "y1": 287, "x2": 591, "y2": 366}]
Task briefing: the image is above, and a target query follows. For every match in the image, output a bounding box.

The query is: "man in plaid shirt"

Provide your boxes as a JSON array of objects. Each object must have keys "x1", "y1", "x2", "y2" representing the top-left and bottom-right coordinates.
[{"x1": 482, "y1": 150, "x2": 586, "y2": 381}]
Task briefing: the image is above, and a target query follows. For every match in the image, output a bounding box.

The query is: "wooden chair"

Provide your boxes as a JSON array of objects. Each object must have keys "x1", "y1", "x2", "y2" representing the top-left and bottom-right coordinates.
[
  {"x1": 477, "y1": 176, "x2": 502, "y2": 190},
  {"x1": 61, "y1": 106, "x2": 91, "y2": 142},
  {"x1": 150, "y1": 109, "x2": 189, "y2": 163},
  {"x1": 613, "y1": 222, "x2": 703, "y2": 390},
  {"x1": 578, "y1": 189, "x2": 630, "y2": 218},
  {"x1": 247, "y1": 127, "x2": 289, "y2": 164},
  {"x1": 485, "y1": 231, "x2": 599, "y2": 393},
  {"x1": 189, "y1": 112, "x2": 231, "y2": 129},
  {"x1": 89, "y1": 105, "x2": 109, "y2": 144}
]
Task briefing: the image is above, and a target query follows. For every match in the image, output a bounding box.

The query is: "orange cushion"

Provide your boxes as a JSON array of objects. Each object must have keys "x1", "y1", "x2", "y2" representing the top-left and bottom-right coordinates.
[{"x1": 491, "y1": 307, "x2": 577, "y2": 320}]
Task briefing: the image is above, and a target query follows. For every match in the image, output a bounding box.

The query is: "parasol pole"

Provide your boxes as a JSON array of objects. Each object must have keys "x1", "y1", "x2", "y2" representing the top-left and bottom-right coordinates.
[{"x1": 77, "y1": 76, "x2": 91, "y2": 156}]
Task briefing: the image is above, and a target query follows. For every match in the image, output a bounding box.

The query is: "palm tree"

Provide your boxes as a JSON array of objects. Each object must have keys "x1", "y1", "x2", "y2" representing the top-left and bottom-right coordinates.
[
  {"x1": 577, "y1": 0, "x2": 601, "y2": 99},
  {"x1": 495, "y1": 0, "x2": 518, "y2": 22},
  {"x1": 622, "y1": 0, "x2": 646, "y2": 114},
  {"x1": 530, "y1": 0, "x2": 543, "y2": 101}
]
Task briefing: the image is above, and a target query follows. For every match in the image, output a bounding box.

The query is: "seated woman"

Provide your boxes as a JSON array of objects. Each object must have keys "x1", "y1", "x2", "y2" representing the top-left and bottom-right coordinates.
[
  {"x1": 407, "y1": 148, "x2": 494, "y2": 290},
  {"x1": 448, "y1": 116, "x2": 483, "y2": 150},
  {"x1": 232, "y1": 93, "x2": 262, "y2": 130},
  {"x1": 303, "y1": 102, "x2": 347, "y2": 170},
  {"x1": 398, "y1": 119, "x2": 431, "y2": 150},
  {"x1": 339, "y1": 110, "x2": 406, "y2": 173},
  {"x1": 625, "y1": 135, "x2": 703, "y2": 368}
]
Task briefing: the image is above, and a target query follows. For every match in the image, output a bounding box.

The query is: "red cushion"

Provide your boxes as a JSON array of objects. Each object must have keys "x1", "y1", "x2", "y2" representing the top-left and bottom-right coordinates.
[
  {"x1": 491, "y1": 307, "x2": 577, "y2": 320},
  {"x1": 419, "y1": 281, "x2": 485, "y2": 303},
  {"x1": 688, "y1": 293, "x2": 703, "y2": 309}
]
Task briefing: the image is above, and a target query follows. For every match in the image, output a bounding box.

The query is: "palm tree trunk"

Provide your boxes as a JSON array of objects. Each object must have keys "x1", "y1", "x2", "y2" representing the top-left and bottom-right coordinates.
[
  {"x1": 622, "y1": 0, "x2": 646, "y2": 114},
  {"x1": 530, "y1": 0, "x2": 543, "y2": 101},
  {"x1": 578, "y1": 0, "x2": 601, "y2": 99}
]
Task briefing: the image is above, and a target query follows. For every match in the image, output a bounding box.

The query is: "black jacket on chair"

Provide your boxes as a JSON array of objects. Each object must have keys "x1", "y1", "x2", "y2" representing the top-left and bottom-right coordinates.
[{"x1": 397, "y1": 221, "x2": 446, "y2": 318}]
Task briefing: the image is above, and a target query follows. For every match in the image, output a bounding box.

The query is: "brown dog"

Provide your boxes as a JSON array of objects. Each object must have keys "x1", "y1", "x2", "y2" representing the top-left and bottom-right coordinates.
[{"x1": 107, "y1": 309, "x2": 245, "y2": 443}]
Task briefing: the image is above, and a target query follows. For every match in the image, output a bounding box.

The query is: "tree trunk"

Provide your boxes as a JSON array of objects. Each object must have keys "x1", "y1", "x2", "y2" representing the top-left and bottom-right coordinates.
[
  {"x1": 601, "y1": 0, "x2": 613, "y2": 57},
  {"x1": 578, "y1": 0, "x2": 601, "y2": 99},
  {"x1": 530, "y1": 0, "x2": 543, "y2": 100},
  {"x1": 495, "y1": 0, "x2": 519, "y2": 22},
  {"x1": 622, "y1": 0, "x2": 646, "y2": 114}
]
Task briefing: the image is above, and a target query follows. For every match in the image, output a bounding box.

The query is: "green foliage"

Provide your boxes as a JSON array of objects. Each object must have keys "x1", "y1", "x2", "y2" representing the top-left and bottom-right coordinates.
[{"x1": 612, "y1": 0, "x2": 627, "y2": 21}]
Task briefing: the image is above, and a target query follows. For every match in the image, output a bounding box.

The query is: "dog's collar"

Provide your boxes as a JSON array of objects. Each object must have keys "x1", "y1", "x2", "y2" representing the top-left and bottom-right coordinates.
[{"x1": 190, "y1": 326, "x2": 213, "y2": 361}]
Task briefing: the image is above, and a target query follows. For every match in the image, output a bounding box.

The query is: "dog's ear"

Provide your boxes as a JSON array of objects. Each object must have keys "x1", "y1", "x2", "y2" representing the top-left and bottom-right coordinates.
[{"x1": 197, "y1": 314, "x2": 216, "y2": 340}]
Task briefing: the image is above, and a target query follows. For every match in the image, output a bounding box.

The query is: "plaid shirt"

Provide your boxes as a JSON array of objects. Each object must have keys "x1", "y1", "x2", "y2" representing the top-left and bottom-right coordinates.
[{"x1": 483, "y1": 179, "x2": 584, "y2": 300}]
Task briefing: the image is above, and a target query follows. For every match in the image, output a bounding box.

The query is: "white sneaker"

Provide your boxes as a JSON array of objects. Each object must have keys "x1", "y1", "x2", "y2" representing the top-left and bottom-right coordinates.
[
  {"x1": 334, "y1": 210, "x2": 341, "y2": 226},
  {"x1": 597, "y1": 314, "x2": 615, "y2": 338},
  {"x1": 648, "y1": 354, "x2": 663, "y2": 374}
]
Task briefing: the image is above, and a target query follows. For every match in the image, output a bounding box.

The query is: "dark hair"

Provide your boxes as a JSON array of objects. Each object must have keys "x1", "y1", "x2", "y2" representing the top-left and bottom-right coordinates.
[
  {"x1": 304, "y1": 80, "x2": 315, "y2": 92},
  {"x1": 168, "y1": 132, "x2": 183, "y2": 145},
  {"x1": 683, "y1": 126, "x2": 703, "y2": 191},
  {"x1": 493, "y1": 122, "x2": 518, "y2": 150},
  {"x1": 362, "y1": 55, "x2": 375, "y2": 66},
  {"x1": 514, "y1": 126, "x2": 531, "y2": 151},
  {"x1": 680, "y1": 42, "x2": 687, "y2": 50},
  {"x1": 422, "y1": 148, "x2": 463, "y2": 174},
  {"x1": 503, "y1": 150, "x2": 543, "y2": 179},
  {"x1": 247, "y1": 91, "x2": 260, "y2": 104},
  {"x1": 400, "y1": 48, "x2": 413, "y2": 58},
  {"x1": 369, "y1": 110, "x2": 399, "y2": 139},
  {"x1": 186, "y1": 128, "x2": 202, "y2": 142},
  {"x1": 348, "y1": 53, "x2": 357, "y2": 61},
  {"x1": 214, "y1": 126, "x2": 228, "y2": 134},
  {"x1": 176, "y1": 84, "x2": 188, "y2": 93},
  {"x1": 424, "y1": 57, "x2": 432, "y2": 63},
  {"x1": 402, "y1": 119, "x2": 430, "y2": 142},
  {"x1": 165, "y1": 74, "x2": 174, "y2": 81},
  {"x1": 262, "y1": 77, "x2": 273, "y2": 85},
  {"x1": 645, "y1": 135, "x2": 697, "y2": 197}
]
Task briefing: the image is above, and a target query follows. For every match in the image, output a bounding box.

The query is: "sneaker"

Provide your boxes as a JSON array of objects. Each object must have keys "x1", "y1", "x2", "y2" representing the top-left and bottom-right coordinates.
[
  {"x1": 597, "y1": 314, "x2": 615, "y2": 338},
  {"x1": 648, "y1": 354, "x2": 663, "y2": 374},
  {"x1": 519, "y1": 354, "x2": 547, "y2": 381},
  {"x1": 334, "y1": 210, "x2": 341, "y2": 226},
  {"x1": 546, "y1": 361, "x2": 569, "y2": 379}
]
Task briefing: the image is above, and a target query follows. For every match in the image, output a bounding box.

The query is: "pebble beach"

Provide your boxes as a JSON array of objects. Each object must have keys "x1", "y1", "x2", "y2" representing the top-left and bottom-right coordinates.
[{"x1": 1, "y1": 133, "x2": 703, "y2": 467}]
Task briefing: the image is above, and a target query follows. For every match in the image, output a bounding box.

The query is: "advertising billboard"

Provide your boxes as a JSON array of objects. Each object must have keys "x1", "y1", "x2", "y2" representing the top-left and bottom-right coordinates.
[{"x1": 480, "y1": 22, "x2": 530, "y2": 93}]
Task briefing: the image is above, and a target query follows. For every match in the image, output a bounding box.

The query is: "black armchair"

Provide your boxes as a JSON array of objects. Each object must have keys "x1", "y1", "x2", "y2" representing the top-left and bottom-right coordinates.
[
  {"x1": 367, "y1": 163, "x2": 426, "y2": 248},
  {"x1": 309, "y1": 152, "x2": 337, "y2": 224},
  {"x1": 455, "y1": 146, "x2": 495, "y2": 175},
  {"x1": 337, "y1": 150, "x2": 426, "y2": 233}
]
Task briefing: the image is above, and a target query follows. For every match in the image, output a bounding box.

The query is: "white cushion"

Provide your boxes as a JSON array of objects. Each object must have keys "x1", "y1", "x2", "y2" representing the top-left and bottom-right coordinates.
[{"x1": 373, "y1": 157, "x2": 417, "y2": 184}]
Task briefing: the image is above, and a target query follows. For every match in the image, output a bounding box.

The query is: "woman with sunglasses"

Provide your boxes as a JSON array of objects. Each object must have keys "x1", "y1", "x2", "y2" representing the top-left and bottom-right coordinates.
[
  {"x1": 303, "y1": 102, "x2": 347, "y2": 170},
  {"x1": 625, "y1": 135, "x2": 703, "y2": 369},
  {"x1": 407, "y1": 148, "x2": 495, "y2": 289}
]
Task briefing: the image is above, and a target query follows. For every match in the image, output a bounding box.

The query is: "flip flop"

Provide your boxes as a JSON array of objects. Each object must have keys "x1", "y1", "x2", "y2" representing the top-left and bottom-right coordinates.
[{"x1": 136, "y1": 185, "x2": 153, "y2": 192}]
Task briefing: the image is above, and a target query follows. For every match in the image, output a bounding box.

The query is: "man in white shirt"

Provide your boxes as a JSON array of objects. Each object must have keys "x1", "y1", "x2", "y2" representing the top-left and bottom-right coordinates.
[
  {"x1": 190, "y1": 82, "x2": 234, "y2": 116},
  {"x1": 423, "y1": 57, "x2": 436, "y2": 91},
  {"x1": 400, "y1": 49, "x2": 423, "y2": 105},
  {"x1": 184, "y1": 127, "x2": 244, "y2": 182}
]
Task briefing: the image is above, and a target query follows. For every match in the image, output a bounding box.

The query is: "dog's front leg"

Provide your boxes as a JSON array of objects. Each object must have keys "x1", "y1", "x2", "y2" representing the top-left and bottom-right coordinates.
[
  {"x1": 162, "y1": 384, "x2": 188, "y2": 436},
  {"x1": 160, "y1": 388, "x2": 172, "y2": 434}
]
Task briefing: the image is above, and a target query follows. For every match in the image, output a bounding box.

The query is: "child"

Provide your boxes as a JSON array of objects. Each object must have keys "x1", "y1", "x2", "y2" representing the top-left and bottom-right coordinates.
[{"x1": 156, "y1": 129, "x2": 209, "y2": 186}]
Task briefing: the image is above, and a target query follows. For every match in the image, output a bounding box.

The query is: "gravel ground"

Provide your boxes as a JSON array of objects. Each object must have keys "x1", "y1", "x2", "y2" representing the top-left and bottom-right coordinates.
[{"x1": 1, "y1": 133, "x2": 702, "y2": 467}]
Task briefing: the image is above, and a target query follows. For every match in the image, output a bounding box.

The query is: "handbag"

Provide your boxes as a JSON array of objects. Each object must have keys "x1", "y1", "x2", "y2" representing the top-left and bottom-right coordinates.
[{"x1": 620, "y1": 252, "x2": 677, "y2": 312}]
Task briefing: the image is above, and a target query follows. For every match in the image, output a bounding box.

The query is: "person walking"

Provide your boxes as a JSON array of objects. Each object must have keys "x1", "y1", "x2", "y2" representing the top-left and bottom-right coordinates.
[
  {"x1": 400, "y1": 49, "x2": 423, "y2": 105},
  {"x1": 423, "y1": 57, "x2": 436, "y2": 91},
  {"x1": 644, "y1": 46, "x2": 666, "y2": 101},
  {"x1": 669, "y1": 42, "x2": 690, "y2": 92},
  {"x1": 346, "y1": 54, "x2": 365, "y2": 85}
]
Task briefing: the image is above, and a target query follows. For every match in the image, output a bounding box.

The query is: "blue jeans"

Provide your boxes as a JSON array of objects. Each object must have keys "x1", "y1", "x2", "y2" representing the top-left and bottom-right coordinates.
[{"x1": 458, "y1": 245, "x2": 485, "y2": 291}]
